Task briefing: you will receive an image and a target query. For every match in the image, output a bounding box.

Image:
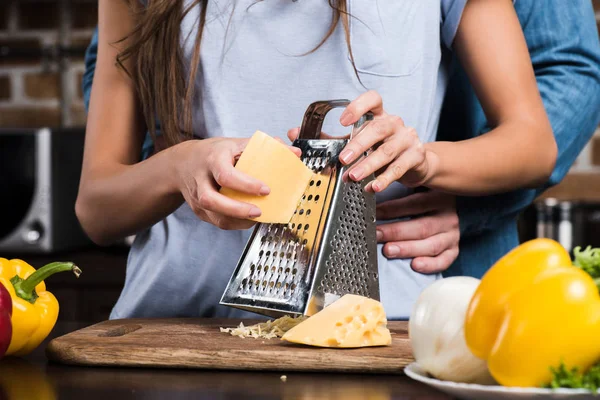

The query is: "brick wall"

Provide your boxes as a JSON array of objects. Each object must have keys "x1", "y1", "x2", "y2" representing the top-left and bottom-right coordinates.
[
  {"x1": 0, "y1": 0, "x2": 599, "y2": 198},
  {"x1": 0, "y1": 0, "x2": 96, "y2": 128}
]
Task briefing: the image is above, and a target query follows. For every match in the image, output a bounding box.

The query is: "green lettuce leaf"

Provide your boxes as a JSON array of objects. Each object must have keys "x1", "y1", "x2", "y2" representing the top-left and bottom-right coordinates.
[
  {"x1": 545, "y1": 362, "x2": 600, "y2": 392},
  {"x1": 573, "y1": 246, "x2": 600, "y2": 279}
]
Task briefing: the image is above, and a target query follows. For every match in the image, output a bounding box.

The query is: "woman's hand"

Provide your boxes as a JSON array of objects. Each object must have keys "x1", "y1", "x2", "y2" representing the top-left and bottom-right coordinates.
[
  {"x1": 338, "y1": 91, "x2": 436, "y2": 192},
  {"x1": 287, "y1": 91, "x2": 435, "y2": 192},
  {"x1": 173, "y1": 137, "x2": 300, "y2": 230}
]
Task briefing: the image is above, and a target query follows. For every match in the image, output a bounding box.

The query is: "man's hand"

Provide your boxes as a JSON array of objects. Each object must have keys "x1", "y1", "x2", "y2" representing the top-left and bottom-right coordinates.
[{"x1": 376, "y1": 191, "x2": 460, "y2": 274}]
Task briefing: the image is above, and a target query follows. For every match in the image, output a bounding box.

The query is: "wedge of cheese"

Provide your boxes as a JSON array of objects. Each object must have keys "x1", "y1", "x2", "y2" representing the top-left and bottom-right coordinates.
[
  {"x1": 281, "y1": 294, "x2": 392, "y2": 348},
  {"x1": 220, "y1": 130, "x2": 314, "y2": 223}
]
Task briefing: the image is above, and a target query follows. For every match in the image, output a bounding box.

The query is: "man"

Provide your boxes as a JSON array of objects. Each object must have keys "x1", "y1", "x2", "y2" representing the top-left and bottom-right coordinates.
[
  {"x1": 376, "y1": 0, "x2": 600, "y2": 278},
  {"x1": 82, "y1": 1, "x2": 600, "y2": 279}
]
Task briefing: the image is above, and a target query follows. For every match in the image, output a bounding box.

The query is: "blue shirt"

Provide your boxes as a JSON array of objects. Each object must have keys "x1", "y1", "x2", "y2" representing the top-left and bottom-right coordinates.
[
  {"x1": 438, "y1": 0, "x2": 600, "y2": 278},
  {"x1": 84, "y1": 0, "x2": 470, "y2": 320}
]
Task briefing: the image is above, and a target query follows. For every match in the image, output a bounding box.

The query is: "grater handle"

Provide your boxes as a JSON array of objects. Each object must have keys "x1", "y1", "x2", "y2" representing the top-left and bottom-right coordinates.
[{"x1": 298, "y1": 100, "x2": 373, "y2": 140}]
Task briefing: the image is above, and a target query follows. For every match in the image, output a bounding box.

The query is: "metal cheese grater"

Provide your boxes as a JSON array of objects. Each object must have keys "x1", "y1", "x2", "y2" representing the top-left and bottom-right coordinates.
[{"x1": 220, "y1": 100, "x2": 379, "y2": 318}]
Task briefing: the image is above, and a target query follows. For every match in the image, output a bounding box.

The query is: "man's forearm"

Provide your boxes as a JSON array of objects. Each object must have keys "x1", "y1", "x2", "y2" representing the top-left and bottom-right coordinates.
[{"x1": 453, "y1": 0, "x2": 600, "y2": 236}]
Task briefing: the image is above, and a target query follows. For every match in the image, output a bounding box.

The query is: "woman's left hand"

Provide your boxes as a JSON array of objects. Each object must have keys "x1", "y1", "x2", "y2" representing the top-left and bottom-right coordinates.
[{"x1": 337, "y1": 91, "x2": 435, "y2": 192}]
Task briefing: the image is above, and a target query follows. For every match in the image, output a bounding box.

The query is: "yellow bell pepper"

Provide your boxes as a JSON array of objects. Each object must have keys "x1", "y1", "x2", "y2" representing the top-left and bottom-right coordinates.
[
  {"x1": 464, "y1": 238, "x2": 600, "y2": 387},
  {"x1": 0, "y1": 258, "x2": 81, "y2": 356},
  {"x1": 0, "y1": 357, "x2": 57, "y2": 400}
]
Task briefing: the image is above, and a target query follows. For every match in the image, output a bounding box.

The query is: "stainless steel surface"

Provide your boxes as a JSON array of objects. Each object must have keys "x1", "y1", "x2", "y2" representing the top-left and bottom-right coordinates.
[
  {"x1": 558, "y1": 201, "x2": 573, "y2": 253},
  {"x1": 221, "y1": 100, "x2": 378, "y2": 318},
  {"x1": 0, "y1": 129, "x2": 53, "y2": 251},
  {"x1": 0, "y1": 128, "x2": 90, "y2": 253}
]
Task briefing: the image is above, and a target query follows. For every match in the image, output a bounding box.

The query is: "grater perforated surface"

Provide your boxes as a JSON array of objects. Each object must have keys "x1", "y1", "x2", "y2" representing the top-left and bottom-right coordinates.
[
  {"x1": 319, "y1": 180, "x2": 378, "y2": 297},
  {"x1": 232, "y1": 152, "x2": 332, "y2": 306},
  {"x1": 220, "y1": 99, "x2": 379, "y2": 318}
]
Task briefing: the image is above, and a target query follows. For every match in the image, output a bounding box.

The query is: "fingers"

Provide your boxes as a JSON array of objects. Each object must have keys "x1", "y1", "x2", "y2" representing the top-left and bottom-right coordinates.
[
  {"x1": 345, "y1": 123, "x2": 410, "y2": 182},
  {"x1": 207, "y1": 213, "x2": 257, "y2": 230},
  {"x1": 376, "y1": 211, "x2": 459, "y2": 243},
  {"x1": 382, "y1": 230, "x2": 459, "y2": 259},
  {"x1": 339, "y1": 117, "x2": 397, "y2": 166},
  {"x1": 376, "y1": 191, "x2": 455, "y2": 221},
  {"x1": 340, "y1": 90, "x2": 386, "y2": 126},
  {"x1": 231, "y1": 137, "x2": 251, "y2": 154},
  {"x1": 194, "y1": 206, "x2": 256, "y2": 230},
  {"x1": 181, "y1": 138, "x2": 272, "y2": 230},
  {"x1": 411, "y1": 248, "x2": 460, "y2": 274},
  {"x1": 339, "y1": 119, "x2": 426, "y2": 192},
  {"x1": 287, "y1": 127, "x2": 300, "y2": 142},
  {"x1": 378, "y1": 206, "x2": 461, "y2": 273},
  {"x1": 211, "y1": 151, "x2": 270, "y2": 196},
  {"x1": 194, "y1": 187, "x2": 263, "y2": 221},
  {"x1": 370, "y1": 129, "x2": 426, "y2": 192}
]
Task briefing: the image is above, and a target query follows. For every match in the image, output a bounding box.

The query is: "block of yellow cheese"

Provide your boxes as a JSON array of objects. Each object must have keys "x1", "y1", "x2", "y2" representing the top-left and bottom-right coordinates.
[
  {"x1": 220, "y1": 131, "x2": 314, "y2": 223},
  {"x1": 281, "y1": 294, "x2": 392, "y2": 348}
]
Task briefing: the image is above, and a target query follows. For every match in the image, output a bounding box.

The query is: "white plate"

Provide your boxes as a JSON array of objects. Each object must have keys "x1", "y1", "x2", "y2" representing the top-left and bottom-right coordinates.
[{"x1": 404, "y1": 362, "x2": 599, "y2": 400}]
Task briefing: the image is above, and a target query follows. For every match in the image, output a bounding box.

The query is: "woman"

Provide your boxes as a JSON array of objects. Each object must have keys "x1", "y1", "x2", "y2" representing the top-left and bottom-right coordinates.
[{"x1": 77, "y1": 0, "x2": 556, "y2": 320}]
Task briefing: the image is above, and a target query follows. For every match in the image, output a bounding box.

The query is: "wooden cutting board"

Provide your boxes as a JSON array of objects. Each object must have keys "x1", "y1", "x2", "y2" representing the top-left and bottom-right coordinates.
[{"x1": 46, "y1": 318, "x2": 413, "y2": 374}]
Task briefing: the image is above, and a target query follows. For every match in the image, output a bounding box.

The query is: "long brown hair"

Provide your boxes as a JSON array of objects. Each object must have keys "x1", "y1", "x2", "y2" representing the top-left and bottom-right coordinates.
[{"x1": 116, "y1": 0, "x2": 357, "y2": 148}]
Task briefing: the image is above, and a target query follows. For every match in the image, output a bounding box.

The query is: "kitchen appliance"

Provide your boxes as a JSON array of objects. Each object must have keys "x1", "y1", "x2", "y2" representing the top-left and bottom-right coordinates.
[
  {"x1": 0, "y1": 127, "x2": 90, "y2": 253},
  {"x1": 46, "y1": 318, "x2": 411, "y2": 373},
  {"x1": 220, "y1": 100, "x2": 379, "y2": 318}
]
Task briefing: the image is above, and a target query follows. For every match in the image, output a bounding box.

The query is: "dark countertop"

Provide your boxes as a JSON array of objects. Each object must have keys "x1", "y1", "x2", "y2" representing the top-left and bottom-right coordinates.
[
  {"x1": 4, "y1": 321, "x2": 453, "y2": 400},
  {"x1": 1, "y1": 248, "x2": 455, "y2": 398}
]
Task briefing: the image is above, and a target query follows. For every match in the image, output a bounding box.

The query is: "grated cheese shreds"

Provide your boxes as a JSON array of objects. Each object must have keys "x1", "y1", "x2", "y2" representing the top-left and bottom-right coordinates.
[{"x1": 220, "y1": 315, "x2": 308, "y2": 339}]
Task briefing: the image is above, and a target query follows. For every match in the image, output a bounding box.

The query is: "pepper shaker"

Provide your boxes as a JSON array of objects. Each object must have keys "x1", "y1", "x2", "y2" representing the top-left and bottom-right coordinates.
[{"x1": 558, "y1": 201, "x2": 573, "y2": 254}]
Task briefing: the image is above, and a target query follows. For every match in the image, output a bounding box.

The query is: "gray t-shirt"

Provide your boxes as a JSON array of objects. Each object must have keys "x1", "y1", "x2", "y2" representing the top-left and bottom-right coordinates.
[{"x1": 111, "y1": 0, "x2": 468, "y2": 320}]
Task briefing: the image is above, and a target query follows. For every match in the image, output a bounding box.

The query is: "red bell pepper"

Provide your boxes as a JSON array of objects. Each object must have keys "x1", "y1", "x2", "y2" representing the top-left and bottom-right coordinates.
[{"x1": 0, "y1": 282, "x2": 12, "y2": 358}]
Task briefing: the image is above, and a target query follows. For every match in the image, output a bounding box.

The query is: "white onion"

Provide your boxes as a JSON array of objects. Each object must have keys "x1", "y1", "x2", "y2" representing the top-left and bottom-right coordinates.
[{"x1": 408, "y1": 276, "x2": 495, "y2": 384}]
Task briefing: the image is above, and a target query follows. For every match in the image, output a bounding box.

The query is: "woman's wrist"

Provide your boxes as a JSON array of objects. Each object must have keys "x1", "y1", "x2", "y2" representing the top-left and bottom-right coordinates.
[
  {"x1": 415, "y1": 144, "x2": 440, "y2": 188},
  {"x1": 165, "y1": 139, "x2": 197, "y2": 197}
]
